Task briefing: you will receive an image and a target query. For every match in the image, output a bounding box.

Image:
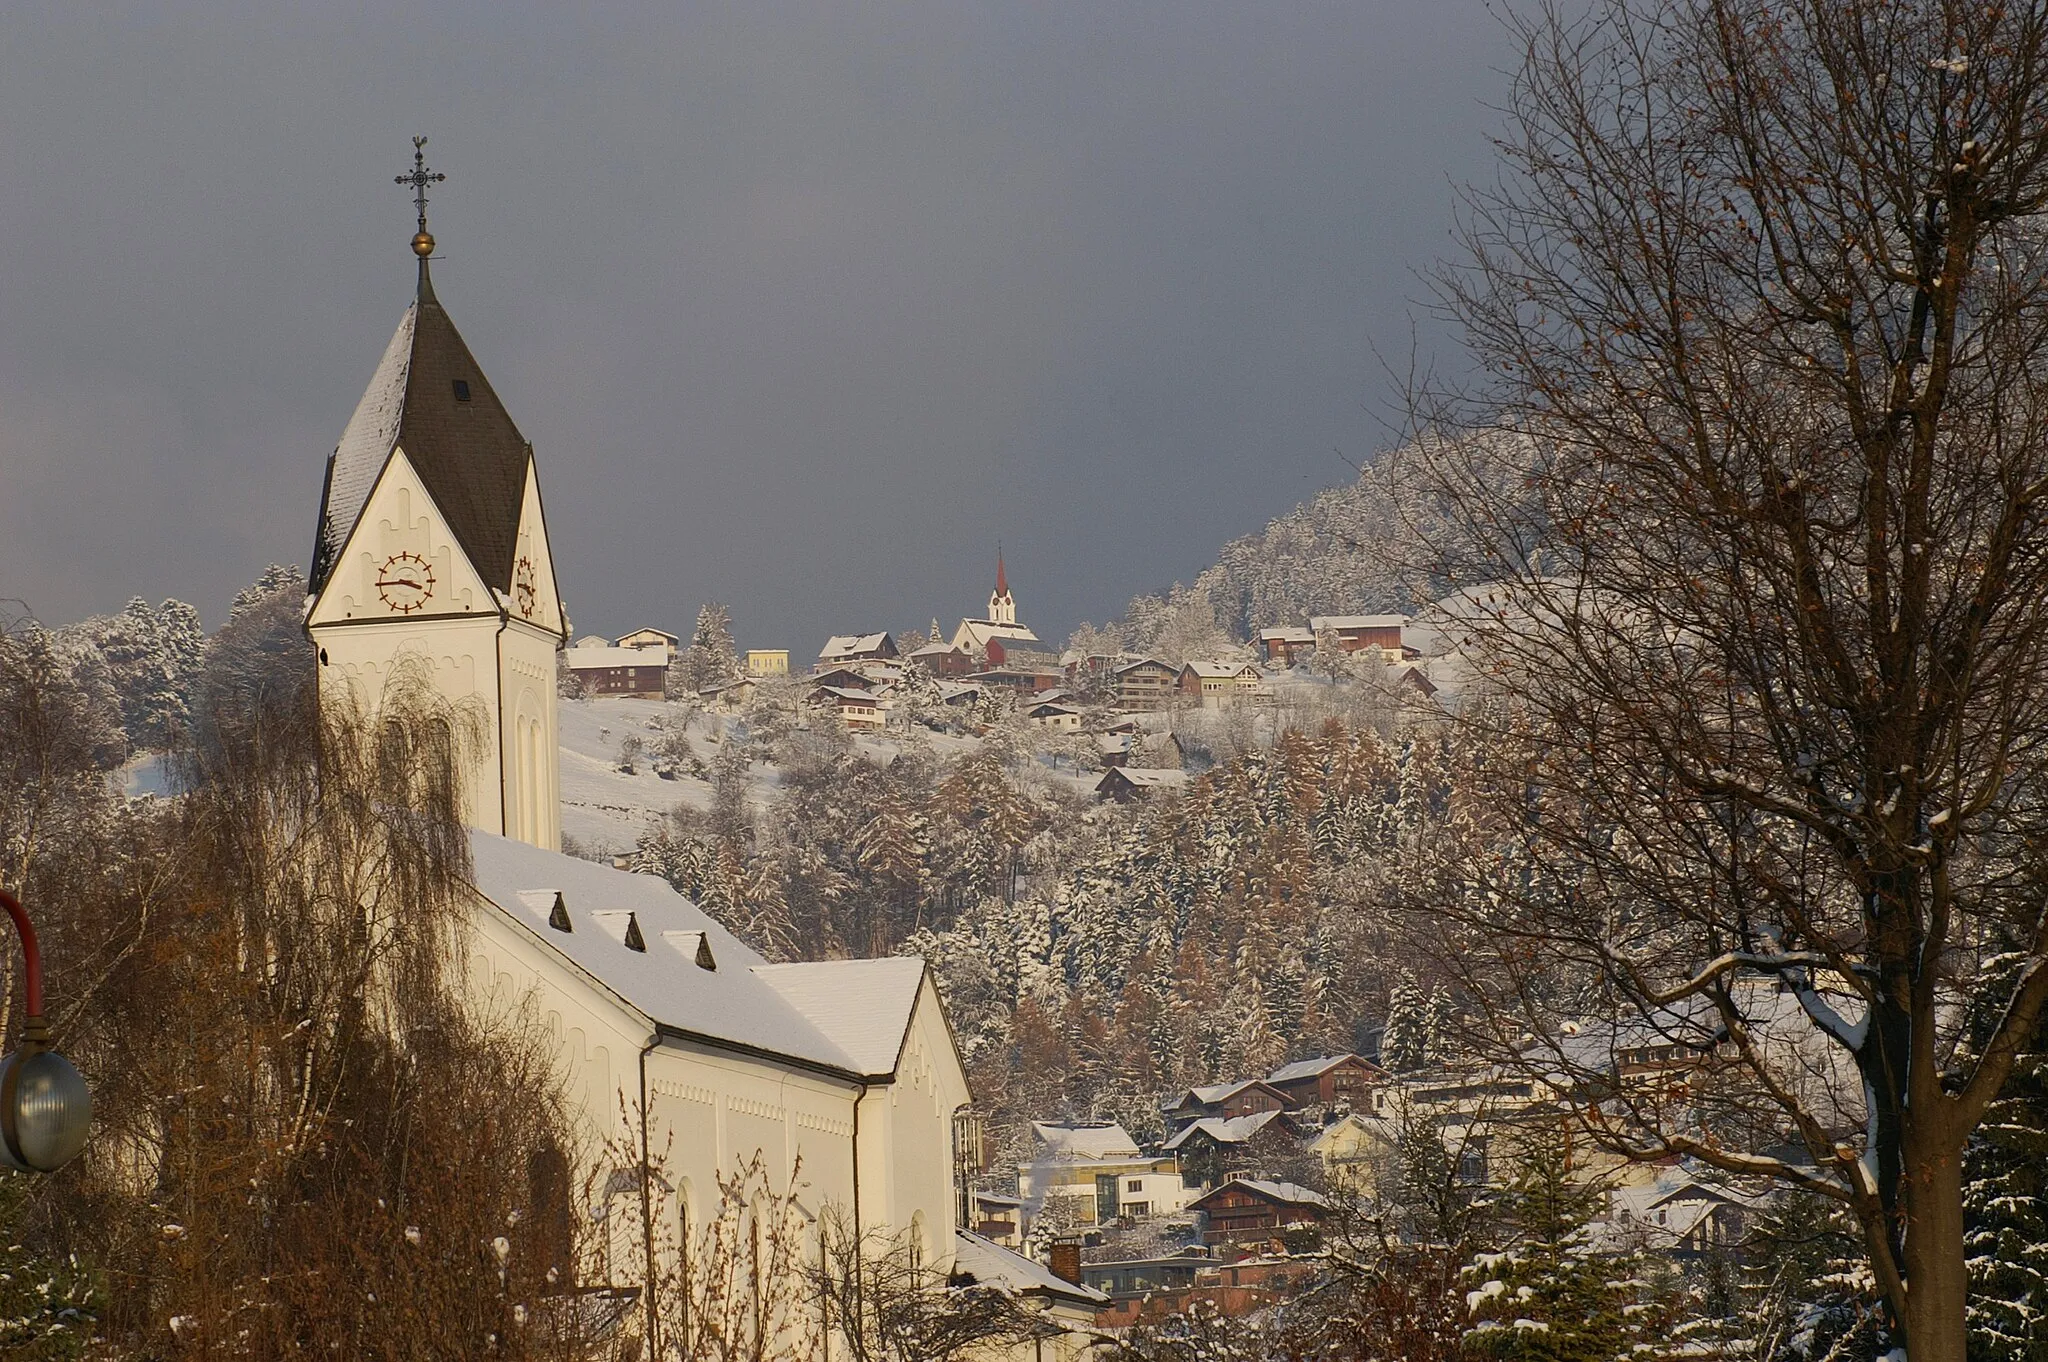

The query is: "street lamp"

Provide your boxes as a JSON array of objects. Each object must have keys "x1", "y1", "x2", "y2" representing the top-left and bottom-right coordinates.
[{"x1": 0, "y1": 889, "x2": 90, "y2": 1172}]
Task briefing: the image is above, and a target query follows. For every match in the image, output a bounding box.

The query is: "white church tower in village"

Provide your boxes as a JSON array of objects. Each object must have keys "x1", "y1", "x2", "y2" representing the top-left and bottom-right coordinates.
[{"x1": 306, "y1": 141, "x2": 566, "y2": 851}]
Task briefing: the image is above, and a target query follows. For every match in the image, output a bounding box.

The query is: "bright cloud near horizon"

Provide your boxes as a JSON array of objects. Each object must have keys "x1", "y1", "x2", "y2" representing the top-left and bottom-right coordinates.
[{"x1": 0, "y1": 2, "x2": 1510, "y2": 653}]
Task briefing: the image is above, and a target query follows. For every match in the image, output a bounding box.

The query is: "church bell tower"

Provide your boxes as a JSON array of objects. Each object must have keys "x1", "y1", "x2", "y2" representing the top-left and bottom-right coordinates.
[
  {"x1": 988, "y1": 551, "x2": 1016, "y2": 627},
  {"x1": 305, "y1": 139, "x2": 566, "y2": 850}
]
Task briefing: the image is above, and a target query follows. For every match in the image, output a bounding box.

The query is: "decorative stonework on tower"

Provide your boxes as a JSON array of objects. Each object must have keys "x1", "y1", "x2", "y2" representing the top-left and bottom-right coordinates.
[{"x1": 306, "y1": 140, "x2": 567, "y2": 850}]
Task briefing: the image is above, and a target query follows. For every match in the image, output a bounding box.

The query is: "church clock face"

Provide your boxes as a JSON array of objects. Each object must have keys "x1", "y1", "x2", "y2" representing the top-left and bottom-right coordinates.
[
  {"x1": 375, "y1": 551, "x2": 435, "y2": 614},
  {"x1": 513, "y1": 555, "x2": 538, "y2": 619}
]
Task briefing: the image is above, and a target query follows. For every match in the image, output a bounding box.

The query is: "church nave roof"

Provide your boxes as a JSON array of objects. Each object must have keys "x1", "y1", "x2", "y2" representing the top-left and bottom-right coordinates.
[{"x1": 469, "y1": 832, "x2": 932, "y2": 1083}]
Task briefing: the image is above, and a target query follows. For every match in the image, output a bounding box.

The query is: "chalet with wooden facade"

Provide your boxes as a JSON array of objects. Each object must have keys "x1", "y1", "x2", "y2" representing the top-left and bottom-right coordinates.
[
  {"x1": 1187, "y1": 1179, "x2": 1331, "y2": 1247},
  {"x1": 1164, "y1": 1079, "x2": 1291, "y2": 1130},
  {"x1": 1264, "y1": 1054, "x2": 1387, "y2": 1110}
]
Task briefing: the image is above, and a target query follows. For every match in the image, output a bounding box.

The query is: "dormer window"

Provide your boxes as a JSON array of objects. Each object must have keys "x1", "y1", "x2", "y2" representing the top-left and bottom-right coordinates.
[{"x1": 452, "y1": 379, "x2": 472, "y2": 402}]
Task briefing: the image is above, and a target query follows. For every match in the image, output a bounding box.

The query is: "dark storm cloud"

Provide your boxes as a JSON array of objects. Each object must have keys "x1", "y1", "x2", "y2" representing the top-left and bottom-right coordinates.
[{"x1": 0, "y1": 1, "x2": 1511, "y2": 651}]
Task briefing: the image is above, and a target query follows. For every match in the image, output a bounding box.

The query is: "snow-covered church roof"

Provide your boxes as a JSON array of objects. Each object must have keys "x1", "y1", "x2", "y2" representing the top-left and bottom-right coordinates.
[{"x1": 468, "y1": 832, "x2": 933, "y2": 1082}]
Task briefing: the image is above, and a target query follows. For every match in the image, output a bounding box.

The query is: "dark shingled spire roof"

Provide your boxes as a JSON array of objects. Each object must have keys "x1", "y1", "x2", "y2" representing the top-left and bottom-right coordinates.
[{"x1": 310, "y1": 262, "x2": 534, "y2": 595}]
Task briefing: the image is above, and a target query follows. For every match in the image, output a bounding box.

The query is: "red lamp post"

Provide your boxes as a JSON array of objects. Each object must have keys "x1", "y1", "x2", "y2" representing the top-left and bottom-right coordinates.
[{"x1": 0, "y1": 888, "x2": 91, "y2": 1172}]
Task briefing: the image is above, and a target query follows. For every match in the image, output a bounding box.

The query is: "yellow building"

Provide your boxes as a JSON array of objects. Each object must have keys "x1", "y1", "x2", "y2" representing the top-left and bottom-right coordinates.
[{"x1": 746, "y1": 649, "x2": 790, "y2": 677}]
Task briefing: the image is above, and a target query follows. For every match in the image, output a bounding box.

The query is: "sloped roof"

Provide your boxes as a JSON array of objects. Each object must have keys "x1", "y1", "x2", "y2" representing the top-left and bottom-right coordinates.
[
  {"x1": 313, "y1": 269, "x2": 534, "y2": 593},
  {"x1": 751, "y1": 959, "x2": 928, "y2": 1078},
  {"x1": 1190, "y1": 1178, "x2": 1330, "y2": 1211},
  {"x1": 951, "y1": 1230, "x2": 1108, "y2": 1307},
  {"x1": 821, "y1": 633, "x2": 893, "y2": 659},
  {"x1": 1162, "y1": 1110, "x2": 1289, "y2": 1150},
  {"x1": 1267, "y1": 1054, "x2": 1376, "y2": 1085},
  {"x1": 468, "y1": 832, "x2": 933, "y2": 1081},
  {"x1": 1030, "y1": 1123, "x2": 1140, "y2": 1159},
  {"x1": 1309, "y1": 614, "x2": 1407, "y2": 631},
  {"x1": 1099, "y1": 768, "x2": 1186, "y2": 791},
  {"x1": 1179, "y1": 1079, "x2": 1274, "y2": 1107}
]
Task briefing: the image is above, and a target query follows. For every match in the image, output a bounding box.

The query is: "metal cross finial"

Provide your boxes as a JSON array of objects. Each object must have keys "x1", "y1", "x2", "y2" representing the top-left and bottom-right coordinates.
[{"x1": 396, "y1": 135, "x2": 446, "y2": 236}]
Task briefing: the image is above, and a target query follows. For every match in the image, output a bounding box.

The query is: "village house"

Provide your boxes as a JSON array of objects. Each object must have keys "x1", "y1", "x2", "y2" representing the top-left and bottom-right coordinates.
[
  {"x1": 948, "y1": 1232, "x2": 1110, "y2": 1343},
  {"x1": 1603, "y1": 1175, "x2": 1762, "y2": 1259},
  {"x1": 1112, "y1": 657, "x2": 1180, "y2": 711},
  {"x1": 1162, "y1": 1110, "x2": 1304, "y2": 1192},
  {"x1": 986, "y1": 636, "x2": 1062, "y2": 672},
  {"x1": 809, "y1": 684, "x2": 884, "y2": 731},
  {"x1": 817, "y1": 632, "x2": 898, "y2": 666},
  {"x1": 1095, "y1": 732, "x2": 1135, "y2": 768},
  {"x1": 1186, "y1": 1179, "x2": 1331, "y2": 1248},
  {"x1": 909, "y1": 641, "x2": 974, "y2": 677},
  {"x1": 698, "y1": 676, "x2": 757, "y2": 713},
  {"x1": 614, "y1": 626, "x2": 678, "y2": 660},
  {"x1": 1016, "y1": 1124, "x2": 1192, "y2": 1227},
  {"x1": 970, "y1": 1190, "x2": 1026, "y2": 1248},
  {"x1": 1080, "y1": 1245, "x2": 1212, "y2": 1311},
  {"x1": 1307, "y1": 1113, "x2": 1399, "y2": 1196},
  {"x1": 1257, "y1": 626, "x2": 1318, "y2": 667},
  {"x1": 969, "y1": 664, "x2": 1066, "y2": 695},
  {"x1": 1164, "y1": 1079, "x2": 1291, "y2": 1130},
  {"x1": 1027, "y1": 699, "x2": 1083, "y2": 731},
  {"x1": 1177, "y1": 660, "x2": 1264, "y2": 708},
  {"x1": 1264, "y1": 1053, "x2": 1387, "y2": 1110},
  {"x1": 1094, "y1": 767, "x2": 1187, "y2": 802},
  {"x1": 1308, "y1": 613, "x2": 1410, "y2": 662},
  {"x1": 563, "y1": 638, "x2": 668, "y2": 699},
  {"x1": 744, "y1": 648, "x2": 789, "y2": 677}
]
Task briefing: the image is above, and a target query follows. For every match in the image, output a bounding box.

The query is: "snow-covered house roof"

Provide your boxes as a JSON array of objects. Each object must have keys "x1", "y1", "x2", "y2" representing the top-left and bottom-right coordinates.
[
  {"x1": 1162, "y1": 1110, "x2": 1291, "y2": 1150},
  {"x1": 1097, "y1": 768, "x2": 1186, "y2": 792},
  {"x1": 1189, "y1": 1179, "x2": 1330, "y2": 1212},
  {"x1": 1029, "y1": 1122, "x2": 1140, "y2": 1160},
  {"x1": 1309, "y1": 614, "x2": 1407, "y2": 632},
  {"x1": 1181, "y1": 660, "x2": 1259, "y2": 680},
  {"x1": 468, "y1": 832, "x2": 930, "y2": 1081},
  {"x1": 819, "y1": 633, "x2": 895, "y2": 661},
  {"x1": 1267, "y1": 1054, "x2": 1363, "y2": 1084},
  {"x1": 1174, "y1": 1079, "x2": 1281, "y2": 1109},
  {"x1": 811, "y1": 685, "x2": 881, "y2": 704},
  {"x1": 1258, "y1": 626, "x2": 1317, "y2": 644},
  {"x1": 950, "y1": 1230, "x2": 1108, "y2": 1308}
]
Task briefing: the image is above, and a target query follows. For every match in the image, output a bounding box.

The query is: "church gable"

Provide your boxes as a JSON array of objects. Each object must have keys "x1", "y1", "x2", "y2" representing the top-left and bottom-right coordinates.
[
  {"x1": 310, "y1": 280, "x2": 533, "y2": 597},
  {"x1": 307, "y1": 446, "x2": 496, "y2": 626},
  {"x1": 507, "y1": 460, "x2": 566, "y2": 637}
]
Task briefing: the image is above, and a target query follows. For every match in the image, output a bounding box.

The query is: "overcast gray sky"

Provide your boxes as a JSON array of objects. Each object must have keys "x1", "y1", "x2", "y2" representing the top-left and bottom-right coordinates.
[{"x1": 0, "y1": 1, "x2": 1512, "y2": 652}]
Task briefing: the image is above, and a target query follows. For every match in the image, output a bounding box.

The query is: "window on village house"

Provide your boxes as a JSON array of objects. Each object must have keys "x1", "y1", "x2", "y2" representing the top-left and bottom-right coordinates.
[{"x1": 1127, "y1": 1179, "x2": 1143, "y2": 1192}]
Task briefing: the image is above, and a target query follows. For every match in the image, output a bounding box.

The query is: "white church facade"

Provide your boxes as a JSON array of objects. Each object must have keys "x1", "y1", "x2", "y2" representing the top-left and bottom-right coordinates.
[{"x1": 305, "y1": 184, "x2": 1101, "y2": 1355}]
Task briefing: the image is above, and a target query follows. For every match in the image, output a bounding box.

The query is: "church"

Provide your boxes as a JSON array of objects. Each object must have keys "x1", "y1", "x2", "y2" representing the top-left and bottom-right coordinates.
[
  {"x1": 948, "y1": 553, "x2": 1042, "y2": 664},
  {"x1": 304, "y1": 146, "x2": 1101, "y2": 1355}
]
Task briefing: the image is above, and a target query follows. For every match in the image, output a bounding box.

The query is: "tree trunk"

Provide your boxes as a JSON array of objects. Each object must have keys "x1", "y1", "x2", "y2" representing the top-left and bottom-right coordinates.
[{"x1": 1901, "y1": 1136, "x2": 1968, "y2": 1362}]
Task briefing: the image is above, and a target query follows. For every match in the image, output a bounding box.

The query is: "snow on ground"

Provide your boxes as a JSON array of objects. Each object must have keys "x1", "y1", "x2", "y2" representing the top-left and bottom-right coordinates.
[{"x1": 556, "y1": 696, "x2": 707, "y2": 856}]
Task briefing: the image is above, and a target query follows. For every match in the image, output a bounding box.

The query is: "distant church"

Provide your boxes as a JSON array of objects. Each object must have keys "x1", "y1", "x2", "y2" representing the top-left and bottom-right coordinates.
[
  {"x1": 948, "y1": 552, "x2": 1042, "y2": 662},
  {"x1": 303, "y1": 145, "x2": 1099, "y2": 1352}
]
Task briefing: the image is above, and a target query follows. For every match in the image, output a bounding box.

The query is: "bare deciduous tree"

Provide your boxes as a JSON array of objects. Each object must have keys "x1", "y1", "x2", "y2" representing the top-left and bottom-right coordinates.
[{"x1": 1410, "y1": 1, "x2": 2048, "y2": 1356}]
